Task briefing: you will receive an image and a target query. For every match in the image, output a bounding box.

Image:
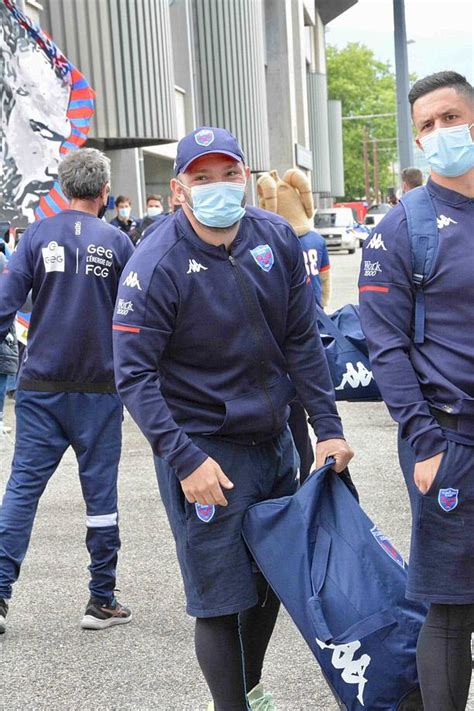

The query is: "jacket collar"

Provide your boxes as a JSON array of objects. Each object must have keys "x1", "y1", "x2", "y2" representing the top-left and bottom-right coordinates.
[
  {"x1": 427, "y1": 176, "x2": 473, "y2": 206},
  {"x1": 175, "y1": 208, "x2": 245, "y2": 256}
]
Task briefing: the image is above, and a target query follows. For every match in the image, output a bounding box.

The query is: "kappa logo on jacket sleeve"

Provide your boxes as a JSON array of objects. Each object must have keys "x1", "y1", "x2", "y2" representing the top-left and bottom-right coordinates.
[
  {"x1": 316, "y1": 639, "x2": 370, "y2": 705},
  {"x1": 42, "y1": 241, "x2": 65, "y2": 273},
  {"x1": 122, "y1": 271, "x2": 142, "y2": 290},
  {"x1": 365, "y1": 233, "x2": 386, "y2": 251}
]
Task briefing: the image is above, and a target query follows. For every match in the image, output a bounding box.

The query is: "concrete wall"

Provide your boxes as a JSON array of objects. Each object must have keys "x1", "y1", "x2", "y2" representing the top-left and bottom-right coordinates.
[
  {"x1": 192, "y1": 0, "x2": 270, "y2": 172},
  {"x1": 43, "y1": 0, "x2": 178, "y2": 147},
  {"x1": 328, "y1": 100, "x2": 345, "y2": 198}
]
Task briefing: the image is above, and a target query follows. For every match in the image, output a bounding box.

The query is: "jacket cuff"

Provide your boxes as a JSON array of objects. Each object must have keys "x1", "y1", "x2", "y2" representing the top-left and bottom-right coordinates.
[
  {"x1": 412, "y1": 427, "x2": 447, "y2": 462},
  {"x1": 309, "y1": 414, "x2": 345, "y2": 442},
  {"x1": 169, "y1": 440, "x2": 209, "y2": 481}
]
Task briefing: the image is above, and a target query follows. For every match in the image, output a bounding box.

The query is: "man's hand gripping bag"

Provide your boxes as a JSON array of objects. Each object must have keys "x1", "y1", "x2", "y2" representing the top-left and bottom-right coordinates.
[{"x1": 242, "y1": 462, "x2": 426, "y2": 710}]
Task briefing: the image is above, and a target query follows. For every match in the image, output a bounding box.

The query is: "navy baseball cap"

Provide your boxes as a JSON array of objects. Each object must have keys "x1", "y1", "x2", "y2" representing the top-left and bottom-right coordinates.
[{"x1": 174, "y1": 126, "x2": 245, "y2": 175}]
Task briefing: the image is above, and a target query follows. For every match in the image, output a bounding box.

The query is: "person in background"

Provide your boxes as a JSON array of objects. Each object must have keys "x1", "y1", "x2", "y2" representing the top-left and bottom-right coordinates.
[
  {"x1": 359, "y1": 71, "x2": 474, "y2": 710},
  {"x1": 0, "y1": 148, "x2": 134, "y2": 635},
  {"x1": 135, "y1": 192, "x2": 182, "y2": 246},
  {"x1": 257, "y1": 167, "x2": 331, "y2": 482},
  {"x1": 131, "y1": 194, "x2": 165, "y2": 245},
  {"x1": 257, "y1": 168, "x2": 330, "y2": 310},
  {"x1": 109, "y1": 195, "x2": 138, "y2": 240},
  {"x1": 401, "y1": 167, "x2": 424, "y2": 193},
  {"x1": 144, "y1": 194, "x2": 164, "y2": 218}
]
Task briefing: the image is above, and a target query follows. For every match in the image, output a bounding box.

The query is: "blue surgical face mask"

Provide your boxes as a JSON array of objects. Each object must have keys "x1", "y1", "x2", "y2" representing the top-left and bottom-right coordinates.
[
  {"x1": 180, "y1": 181, "x2": 246, "y2": 228},
  {"x1": 118, "y1": 206, "x2": 131, "y2": 219},
  {"x1": 420, "y1": 123, "x2": 474, "y2": 177}
]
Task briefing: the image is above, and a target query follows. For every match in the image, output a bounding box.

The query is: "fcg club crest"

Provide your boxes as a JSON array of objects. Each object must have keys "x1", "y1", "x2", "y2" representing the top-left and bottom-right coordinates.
[
  {"x1": 250, "y1": 245, "x2": 274, "y2": 272},
  {"x1": 370, "y1": 525, "x2": 405, "y2": 568},
  {"x1": 438, "y1": 487, "x2": 459, "y2": 512},
  {"x1": 194, "y1": 129, "x2": 215, "y2": 147},
  {"x1": 195, "y1": 503, "x2": 216, "y2": 523}
]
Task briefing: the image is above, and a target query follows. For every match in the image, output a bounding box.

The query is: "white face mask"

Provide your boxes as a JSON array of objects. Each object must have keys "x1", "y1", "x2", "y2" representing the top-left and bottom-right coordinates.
[{"x1": 147, "y1": 206, "x2": 163, "y2": 217}]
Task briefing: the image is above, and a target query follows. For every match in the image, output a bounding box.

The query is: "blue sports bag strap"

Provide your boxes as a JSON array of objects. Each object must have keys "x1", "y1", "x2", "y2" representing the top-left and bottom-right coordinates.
[
  {"x1": 316, "y1": 304, "x2": 357, "y2": 351},
  {"x1": 308, "y1": 526, "x2": 398, "y2": 643},
  {"x1": 321, "y1": 608, "x2": 397, "y2": 645},
  {"x1": 400, "y1": 186, "x2": 439, "y2": 344},
  {"x1": 308, "y1": 526, "x2": 332, "y2": 642}
]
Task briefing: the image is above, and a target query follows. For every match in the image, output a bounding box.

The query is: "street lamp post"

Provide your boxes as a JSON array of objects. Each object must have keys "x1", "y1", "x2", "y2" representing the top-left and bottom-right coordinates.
[
  {"x1": 393, "y1": 0, "x2": 414, "y2": 172},
  {"x1": 363, "y1": 125, "x2": 371, "y2": 205}
]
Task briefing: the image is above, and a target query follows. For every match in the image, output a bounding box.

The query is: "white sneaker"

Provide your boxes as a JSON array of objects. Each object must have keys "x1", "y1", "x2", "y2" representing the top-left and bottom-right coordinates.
[{"x1": 0, "y1": 425, "x2": 12, "y2": 435}]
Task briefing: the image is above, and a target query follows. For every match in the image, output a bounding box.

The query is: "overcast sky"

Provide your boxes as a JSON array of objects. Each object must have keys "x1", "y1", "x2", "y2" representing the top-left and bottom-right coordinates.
[{"x1": 326, "y1": 0, "x2": 473, "y2": 83}]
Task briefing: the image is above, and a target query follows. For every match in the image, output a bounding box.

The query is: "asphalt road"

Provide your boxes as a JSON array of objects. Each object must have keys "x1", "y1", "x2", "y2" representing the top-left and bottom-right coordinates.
[{"x1": 1, "y1": 249, "x2": 472, "y2": 710}]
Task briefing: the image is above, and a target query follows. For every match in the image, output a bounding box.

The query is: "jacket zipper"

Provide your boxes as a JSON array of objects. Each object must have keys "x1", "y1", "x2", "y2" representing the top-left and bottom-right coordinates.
[{"x1": 228, "y1": 253, "x2": 277, "y2": 432}]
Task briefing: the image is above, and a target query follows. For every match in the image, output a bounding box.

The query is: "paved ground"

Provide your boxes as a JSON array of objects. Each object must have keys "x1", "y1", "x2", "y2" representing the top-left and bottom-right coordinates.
[{"x1": 1, "y1": 249, "x2": 473, "y2": 709}]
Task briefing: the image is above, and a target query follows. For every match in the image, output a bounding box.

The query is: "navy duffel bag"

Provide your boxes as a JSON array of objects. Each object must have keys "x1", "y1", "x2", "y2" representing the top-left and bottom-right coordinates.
[
  {"x1": 242, "y1": 461, "x2": 426, "y2": 710},
  {"x1": 317, "y1": 304, "x2": 381, "y2": 402}
]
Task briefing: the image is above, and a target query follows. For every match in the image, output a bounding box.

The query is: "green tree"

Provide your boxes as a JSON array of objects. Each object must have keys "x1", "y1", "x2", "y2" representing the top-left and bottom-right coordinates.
[{"x1": 326, "y1": 43, "x2": 398, "y2": 201}]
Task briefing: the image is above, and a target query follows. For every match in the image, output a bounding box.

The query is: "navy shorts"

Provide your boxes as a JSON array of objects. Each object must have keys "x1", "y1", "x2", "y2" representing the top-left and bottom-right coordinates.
[
  {"x1": 398, "y1": 433, "x2": 474, "y2": 604},
  {"x1": 154, "y1": 427, "x2": 299, "y2": 617}
]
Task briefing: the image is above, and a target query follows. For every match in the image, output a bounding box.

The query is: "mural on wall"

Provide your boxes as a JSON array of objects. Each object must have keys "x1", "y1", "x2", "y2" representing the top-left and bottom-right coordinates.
[{"x1": 0, "y1": 0, "x2": 95, "y2": 225}]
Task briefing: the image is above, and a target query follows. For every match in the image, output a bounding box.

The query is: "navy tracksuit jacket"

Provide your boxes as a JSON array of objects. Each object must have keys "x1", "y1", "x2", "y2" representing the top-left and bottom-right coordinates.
[
  {"x1": 358, "y1": 178, "x2": 474, "y2": 461},
  {"x1": 0, "y1": 210, "x2": 133, "y2": 601},
  {"x1": 359, "y1": 178, "x2": 474, "y2": 602},
  {"x1": 112, "y1": 206, "x2": 343, "y2": 481}
]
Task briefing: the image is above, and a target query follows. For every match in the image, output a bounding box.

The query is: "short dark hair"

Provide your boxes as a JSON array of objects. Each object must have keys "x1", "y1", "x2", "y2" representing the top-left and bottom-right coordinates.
[
  {"x1": 401, "y1": 167, "x2": 423, "y2": 189},
  {"x1": 408, "y1": 71, "x2": 474, "y2": 113},
  {"x1": 115, "y1": 195, "x2": 131, "y2": 207},
  {"x1": 146, "y1": 194, "x2": 162, "y2": 204}
]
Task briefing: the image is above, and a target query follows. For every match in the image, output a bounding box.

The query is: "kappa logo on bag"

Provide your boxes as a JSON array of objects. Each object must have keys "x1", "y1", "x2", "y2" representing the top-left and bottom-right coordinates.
[
  {"x1": 195, "y1": 503, "x2": 215, "y2": 522},
  {"x1": 438, "y1": 487, "x2": 459, "y2": 512},
  {"x1": 316, "y1": 639, "x2": 370, "y2": 706},
  {"x1": 335, "y1": 361, "x2": 374, "y2": 391},
  {"x1": 371, "y1": 525, "x2": 405, "y2": 569}
]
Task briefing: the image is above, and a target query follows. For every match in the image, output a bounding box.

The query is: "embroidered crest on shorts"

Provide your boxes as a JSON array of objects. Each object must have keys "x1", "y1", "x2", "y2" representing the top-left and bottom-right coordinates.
[
  {"x1": 438, "y1": 487, "x2": 459, "y2": 512},
  {"x1": 195, "y1": 503, "x2": 216, "y2": 522},
  {"x1": 250, "y1": 245, "x2": 274, "y2": 272},
  {"x1": 370, "y1": 525, "x2": 405, "y2": 568}
]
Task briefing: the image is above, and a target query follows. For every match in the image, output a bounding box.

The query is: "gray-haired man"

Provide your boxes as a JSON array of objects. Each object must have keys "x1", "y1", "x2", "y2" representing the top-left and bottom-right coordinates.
[{"x1": 0, "y1": 148, "x2": 134, "y2": 633}]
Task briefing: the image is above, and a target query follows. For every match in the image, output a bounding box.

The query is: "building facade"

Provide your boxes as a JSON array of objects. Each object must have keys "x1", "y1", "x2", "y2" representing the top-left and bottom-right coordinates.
[{"x1": 24, "y1": 0, "x2": 356, "y2": 215}]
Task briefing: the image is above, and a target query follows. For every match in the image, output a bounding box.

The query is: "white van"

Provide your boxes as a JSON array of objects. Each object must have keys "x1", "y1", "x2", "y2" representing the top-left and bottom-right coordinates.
[{"x1": 313, "y1": 207, "x2": 359, "y2": 254}]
